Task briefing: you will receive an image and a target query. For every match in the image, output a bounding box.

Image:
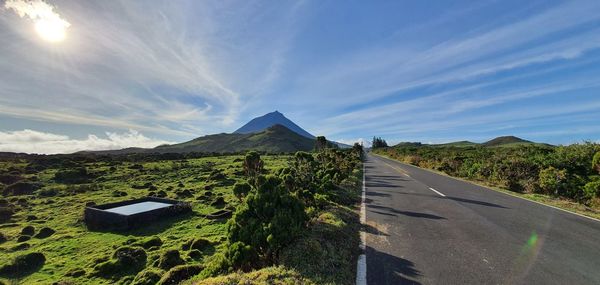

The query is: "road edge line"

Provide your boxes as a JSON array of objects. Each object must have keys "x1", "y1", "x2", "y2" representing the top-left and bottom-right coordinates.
[
  {"x1": 372, "y1": 152, "x2": 600, "y2": 223},
  {"x1": 356, "y1": 159, "x2": 367, "y2": 285}
]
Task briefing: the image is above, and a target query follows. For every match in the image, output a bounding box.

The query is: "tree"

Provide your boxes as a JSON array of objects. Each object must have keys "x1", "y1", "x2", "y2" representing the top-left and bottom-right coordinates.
[
  {"x1": 315, "y1": 136, "x2": 328, "y2": 151},
  {"x1": 372, "y1": 136, "x2": 388, "y2": 149},
  {"x1": 242, "y1": 151, "x2": 263, "y2": 183}
]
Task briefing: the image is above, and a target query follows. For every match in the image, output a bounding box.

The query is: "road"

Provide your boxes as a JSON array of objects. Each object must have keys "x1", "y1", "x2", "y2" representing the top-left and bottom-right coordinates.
[{"x1": 363, "y1": 153, "x2": 600, "y2": 285}]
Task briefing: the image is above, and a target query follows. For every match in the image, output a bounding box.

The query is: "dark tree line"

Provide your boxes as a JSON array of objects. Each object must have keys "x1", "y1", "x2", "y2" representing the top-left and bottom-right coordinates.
[{"x1": 372, "y1": 137, "x2": 388, "y2": 149}]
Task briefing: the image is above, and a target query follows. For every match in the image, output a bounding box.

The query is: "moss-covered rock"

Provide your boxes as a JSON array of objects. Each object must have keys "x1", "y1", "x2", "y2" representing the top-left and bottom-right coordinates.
[
  {"x1": 0, "y1": 252, "x2": 45, "y2": 278},
  {"x1": 157, "y1": 264, "x2": 203, "y2": 285},
  {"x1": 92, "y1": 246, "x2": 147, "y2": 278},
  {"x1": 138, "y1": 236, "x2": 162, "y2": 249},
  {"x1": 157, "y1": 249, "x2": 184, "y2": 270},
  {"x1": 132, "y1": 268, "x2": 164, "y2": 285}
]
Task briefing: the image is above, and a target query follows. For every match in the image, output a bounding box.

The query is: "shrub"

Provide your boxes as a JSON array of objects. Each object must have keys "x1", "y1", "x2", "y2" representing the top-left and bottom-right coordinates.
[
  {"x1": 227, "y1": 175, "x2": 306, "y2": 264},
  {"x1": 593, "y1": 152, "x2": 600, "y2": 174},
  {"x1": 157, "y1": 250, "x2": 184, "y2": 270},
  {"x1": 232, "y1": 182, "x2": 251, "y2": 200},
  {"x1": 0, "y1": 252, "x2": 45, "y2": 278},
  {"x1": 538, "y1": 167, "x2": 568, "y2": 196},
  {"x1": 54, "y1": 167, "x2": 91, "y2": 184},
  {"x1": 583, "y1": 179, "x2": 600, "y2": 201},
  {"x1": 242, "y1": 151, "x2": 264, "y2": 181},
  {"x1": 225, "y1": 241, "x2": 259, "y2": 271}
]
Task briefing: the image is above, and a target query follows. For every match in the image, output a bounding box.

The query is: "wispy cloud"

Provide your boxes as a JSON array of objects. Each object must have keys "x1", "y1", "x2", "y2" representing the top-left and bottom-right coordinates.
[{"x1": 0, "y1": 129, "x2": 172, "y2": 154}]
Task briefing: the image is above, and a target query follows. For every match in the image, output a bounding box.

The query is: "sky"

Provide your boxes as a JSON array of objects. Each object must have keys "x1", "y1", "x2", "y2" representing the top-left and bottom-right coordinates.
[{"x1": 1, "y1": 0, "x2": 600, "y2": 154}]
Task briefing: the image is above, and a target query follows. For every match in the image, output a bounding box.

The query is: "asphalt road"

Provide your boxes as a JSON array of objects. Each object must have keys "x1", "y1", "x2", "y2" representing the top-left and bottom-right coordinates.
[{"x1": 364, "y1": 153, "x2": 600, "y2": 285}]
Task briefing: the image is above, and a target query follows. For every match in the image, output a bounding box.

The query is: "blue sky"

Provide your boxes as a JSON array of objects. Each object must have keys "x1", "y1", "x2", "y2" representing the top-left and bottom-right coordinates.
[{"x1": 1, "y1": 0, "x2": 600, "y2": 153}]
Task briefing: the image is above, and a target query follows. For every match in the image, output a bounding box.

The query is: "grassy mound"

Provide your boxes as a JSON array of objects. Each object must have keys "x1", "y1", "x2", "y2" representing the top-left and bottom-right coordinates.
[
  {"x1": 0, "y1": 252, "x2": 45, "y2": 278},
  {"x1": 92, "y1": 246, "x2": 147, "y2": 278}
]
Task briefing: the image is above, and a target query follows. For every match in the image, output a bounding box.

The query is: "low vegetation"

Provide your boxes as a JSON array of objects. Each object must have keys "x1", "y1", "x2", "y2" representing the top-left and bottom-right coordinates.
[
  {"x1": 373, "y1": 141, "x2": 600, "y2": 215},
  {"x1": 0, "y1": 141, "x2": 363, "y2": 284}
]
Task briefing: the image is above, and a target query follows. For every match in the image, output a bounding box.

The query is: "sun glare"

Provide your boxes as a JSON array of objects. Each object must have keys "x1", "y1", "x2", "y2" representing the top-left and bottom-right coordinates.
[{"x1": 35, "y1": 18, "x2": 67, "y2": 42}]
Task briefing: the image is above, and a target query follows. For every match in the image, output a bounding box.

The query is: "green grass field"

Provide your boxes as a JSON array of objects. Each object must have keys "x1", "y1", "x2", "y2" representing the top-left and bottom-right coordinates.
[
  {"x1": 0, "y1": 151, "x2": 362, "y2": 285},
  {"x1": 0, "y1": 155, "x2": 291, "y2": 284}
]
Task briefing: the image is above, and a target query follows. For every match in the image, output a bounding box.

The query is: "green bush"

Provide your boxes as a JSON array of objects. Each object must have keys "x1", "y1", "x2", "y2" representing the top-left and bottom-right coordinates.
[
  {"x1": 227, "y1": 175, "x2": 307, "y2": 264},
  {"x1": 593, "y1": 152, "x2": 600, "y2": 174},
  {"x1": 54, "y1": 167, "x2": 91, "y2": 184},
  {"x1": 584, "y1": 178, "x2": 600, "y2": 200},
  {"x1": 232, "y1": 182, "x2": 251, "y2": 200},
  {"x1": 242, "y1": 151, "x2": 264, "y2": 181},
  {"x1": 538, "y1": 167, "x2": 568, "y2": 196}
]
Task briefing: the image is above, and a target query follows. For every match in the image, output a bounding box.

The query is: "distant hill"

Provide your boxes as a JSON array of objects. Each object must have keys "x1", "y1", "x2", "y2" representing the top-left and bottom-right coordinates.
[
  {"x1": 387, "y1": 136, "x2": 550, "y2": 149},
  {"x1": 433, "y1": 141, "x2": 478, "y2": 147},
  {"x1": 393, "y1": 142, "x2": 423, "y2": 148},
  {"x1": 482, "y1": 136, "x2": 532, "y2": 147},
  {"x1": 235, "y1": 111, "x2": 314, "y2": 139},
  {"x1": 154, "y1": 124, "x2": 314, "y2": 153}
]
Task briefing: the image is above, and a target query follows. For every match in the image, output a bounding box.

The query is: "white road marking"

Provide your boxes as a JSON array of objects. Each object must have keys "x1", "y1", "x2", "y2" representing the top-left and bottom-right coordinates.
[
  {"x1": 429, "y1": 187, "x2": 446, "y2": 197},
  {"x1": 371, "y1": 153, "x2": 600, "y2": 223},
  {"x1": 356, "y1": 160, "x2": 367, "y2": 285},
  {"x1": 356, "y1": 254, "x2": 367, "y2": 285}
]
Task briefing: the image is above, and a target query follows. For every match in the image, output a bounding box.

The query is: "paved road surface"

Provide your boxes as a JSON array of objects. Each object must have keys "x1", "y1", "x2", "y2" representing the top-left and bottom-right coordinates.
[{"x1": 364, "y1": 153, "x2": 600, "y2": 285}]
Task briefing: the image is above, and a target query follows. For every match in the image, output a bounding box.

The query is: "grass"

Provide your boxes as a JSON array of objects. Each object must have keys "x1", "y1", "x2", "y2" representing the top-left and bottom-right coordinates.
[
  {"x1": 0, "y1": 154, "x2": 291, "y2": 284},
  {"x1": 373, "y1": 152, "x2": 600, "y2": 220}
]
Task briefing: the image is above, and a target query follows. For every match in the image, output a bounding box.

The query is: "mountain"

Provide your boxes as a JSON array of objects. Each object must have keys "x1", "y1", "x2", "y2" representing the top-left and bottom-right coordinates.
[
  {"x1": 234, "y1": 111, "x2": 315, "y2": 139},
  {"x1": 153, "y1": 124, "x2": 315, "y2": 153},
  {"x1": 482, "y1": 136, "x2": 532, "y2": 147}
]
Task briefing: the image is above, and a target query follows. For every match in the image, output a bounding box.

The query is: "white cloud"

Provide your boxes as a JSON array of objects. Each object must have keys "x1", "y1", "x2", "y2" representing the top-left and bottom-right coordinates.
[
  {"x1": 0, "y1": 129, "x2": 173, "y2": 154},
  {"x1": 4, "y1": 0, "x2": 70, "y2": 27}
]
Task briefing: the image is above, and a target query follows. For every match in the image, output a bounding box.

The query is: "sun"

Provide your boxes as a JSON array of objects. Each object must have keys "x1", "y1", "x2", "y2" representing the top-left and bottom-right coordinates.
[{"x1": 35, "y1": 18, "x2": 67, "y2": 42}]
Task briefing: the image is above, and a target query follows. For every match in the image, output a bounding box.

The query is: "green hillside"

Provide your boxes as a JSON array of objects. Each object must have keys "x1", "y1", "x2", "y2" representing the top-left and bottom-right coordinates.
[
  {"x1": 155, "y1": 124, "x2": 315, "y2": 153},
  {"x1": 432, "y1": 141, "x2": 478, "y2": 147},
  {"x1": 482, "y1": 136, "x2": 532, "y2": 147}
]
